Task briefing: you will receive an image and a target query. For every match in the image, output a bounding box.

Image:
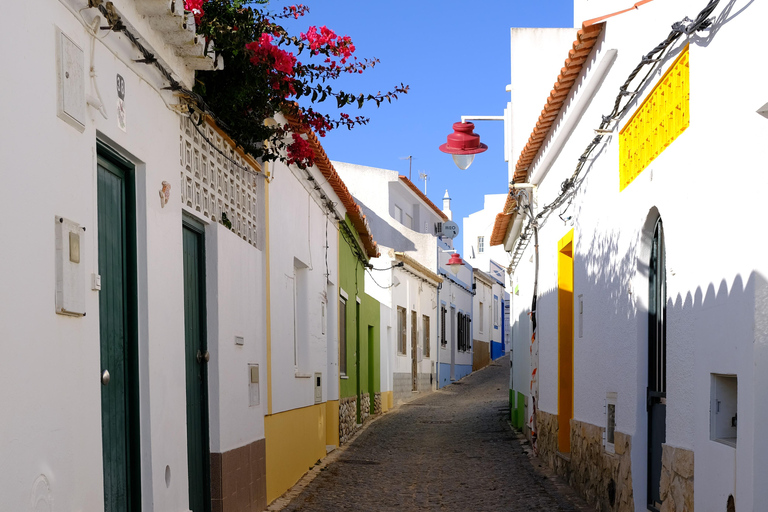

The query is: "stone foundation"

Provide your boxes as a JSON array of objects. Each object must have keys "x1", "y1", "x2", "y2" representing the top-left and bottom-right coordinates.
[
  {"x1": 393, "y1": 372, "x2": 414, "y2": 404},
  {"x1": 659, "y1": 445, "x2": 694, "y2": 512},
  {"x1": 210, "y1": 438, "x2": 266, "y2": 512},
  {"x1": 339, "y1": 396, "x2": 358, "y2": 445},
  {"x1": 360, "y1": 392, "x2": 371, "y2": 423},
  {"x1": 537, "y1": 410, "x2": 634, "y2": 511},
  {"x1": 374, "y1": 392, "x2": 382, "y2": 415}
]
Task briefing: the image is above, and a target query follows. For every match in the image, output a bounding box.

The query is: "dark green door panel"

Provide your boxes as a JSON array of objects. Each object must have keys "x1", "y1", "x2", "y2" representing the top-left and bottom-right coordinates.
[
  {"x1": 97, "y1": 149, "x2": 139, "y2": 512},
  {"x1": 183, "y1": 223, "x2": 211, "y2": 512}
]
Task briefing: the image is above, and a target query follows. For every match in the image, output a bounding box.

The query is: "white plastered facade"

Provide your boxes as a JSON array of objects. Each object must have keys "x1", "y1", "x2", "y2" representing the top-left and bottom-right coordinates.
[
  {"x1": 0, "y1": 1, "x2": 268, "y2": 511},
  {"x1": 505, "y1": 1, "x2": 768, "y2": 510}
]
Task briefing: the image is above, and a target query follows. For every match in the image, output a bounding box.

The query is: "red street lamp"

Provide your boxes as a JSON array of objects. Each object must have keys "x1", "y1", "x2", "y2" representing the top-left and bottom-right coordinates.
[
  {"x1": 447, "y1": 252, "x2": 465, "y2": 275},
  {"x1": 438, "y1": 122, "x2": 488, "y2": 170}
]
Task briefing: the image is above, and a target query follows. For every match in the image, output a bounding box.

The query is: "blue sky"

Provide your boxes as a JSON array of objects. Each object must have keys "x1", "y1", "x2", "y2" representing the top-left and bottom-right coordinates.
[{"x1": 284, "y1": 1, "x2": 573, "y2": 250}]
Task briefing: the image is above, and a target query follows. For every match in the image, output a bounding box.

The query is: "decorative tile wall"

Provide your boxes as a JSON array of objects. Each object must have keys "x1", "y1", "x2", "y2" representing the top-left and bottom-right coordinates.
[{"x1": 180, "y1": 116, "x2": 259, "y2": 246}]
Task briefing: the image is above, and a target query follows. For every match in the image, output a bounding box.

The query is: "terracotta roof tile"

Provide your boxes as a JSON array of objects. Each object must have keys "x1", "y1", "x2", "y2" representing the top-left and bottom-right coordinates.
[
  {"x1": 284, "y1": 113, "x2": 380, "y2": 259},
  {"x1": 398, "y1": 176, "x2": 449, "y2": 222},
  {"x1": 491, "y1": 22, "x2": 606, "y2": 246}
]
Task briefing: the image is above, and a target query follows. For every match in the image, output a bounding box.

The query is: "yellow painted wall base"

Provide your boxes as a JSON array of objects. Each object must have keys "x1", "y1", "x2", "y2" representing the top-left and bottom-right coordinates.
[
  {"x1": 265, "y1": 404, "x2": 328, "y2": 504},
  {"x1": 325, "y1": 400, "x2": 339, "y2": 448},
  {"x1": 381, "y1": 391, "x2": 394, "y2": 413}
]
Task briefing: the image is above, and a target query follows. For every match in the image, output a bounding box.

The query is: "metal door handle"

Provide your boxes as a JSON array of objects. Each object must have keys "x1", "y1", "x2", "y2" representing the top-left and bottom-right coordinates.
[
  {"x1": 101, "y1": 369, "x2": 110, "y2": 386},
  {"x1": 197, "y1": 350, "x2": 210, "y2": 364}
]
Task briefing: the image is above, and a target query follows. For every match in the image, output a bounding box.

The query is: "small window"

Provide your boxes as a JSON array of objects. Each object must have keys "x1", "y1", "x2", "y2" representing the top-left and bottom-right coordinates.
[
  {"x1": 711, "y1": 374, "x2": 737, "y2": 447},
  {"x1": 493, "y1": 295, "x2": 499, "y2": 330},
  {"x1": 479, "y1": 302, "x2": 484, "y2": 334},
  {"x1": 440, "y1": 306, "x2": 447, "y2": 347},
  {"x1": 397, "y1": 306, "x2": 407, "y2": 355},
  {"x1": 339, "y1": 297, "x2": 347, "y2": 375},
  {"x1": 394, "y1": 205, "x2": 403, "y2": 223},
  {"x1": 404, "y1": 213, "x2": 413, "y2": 229},
  {"x1": 423, "y1": 315, "x2": 430, "y2": 358},
  {"x1": 605, "y1": 392, "x2": 617, "y2": 453},
  {"x1": 478, "y1": 236, "x2": 485, "y2": 253}
]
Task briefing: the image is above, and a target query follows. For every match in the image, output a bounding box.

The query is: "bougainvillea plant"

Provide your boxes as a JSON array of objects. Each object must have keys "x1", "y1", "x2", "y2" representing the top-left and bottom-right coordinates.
[{"x1": 184, "y1": 0, "x2": 408, "y2": 168}]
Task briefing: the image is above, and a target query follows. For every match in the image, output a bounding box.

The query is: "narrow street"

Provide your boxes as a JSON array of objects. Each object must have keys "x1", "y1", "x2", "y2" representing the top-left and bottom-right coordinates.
[{"x1": 273, "y1": 356, "x2": 595, "y2": 512}]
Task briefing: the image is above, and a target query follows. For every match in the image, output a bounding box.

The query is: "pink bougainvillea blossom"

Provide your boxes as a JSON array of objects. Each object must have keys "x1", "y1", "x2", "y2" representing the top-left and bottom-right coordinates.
[{"x1": 286, "y1": 133, "x2": 315, "y2": 167}]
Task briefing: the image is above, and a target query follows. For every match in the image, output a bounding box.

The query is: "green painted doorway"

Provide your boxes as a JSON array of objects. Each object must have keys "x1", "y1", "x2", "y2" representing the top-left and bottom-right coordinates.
[
  {"x1": 97, "y1": 144, "x2": 140, "y2": 512},
  {"x1": 182, "y1": 220, "x2": 211, "y2": 512}
]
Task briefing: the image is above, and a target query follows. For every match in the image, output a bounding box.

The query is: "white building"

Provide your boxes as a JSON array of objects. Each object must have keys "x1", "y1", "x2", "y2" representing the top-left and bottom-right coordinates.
[
  {"x1": 473, "y1": 267, "x2": 507, "y2": 371},
  {"x1": 1, "y1": 1, "x2": 272, "y2": 511},
  {"x1": 493, "y1": 1, "x2": 768, "y2": 510},
  {"x1": 436, "y1": 238, "x2": 475, "y2": 387},
  {"x1": 463, "y1": 193, "x2": 511, "y2": 278},
  {"x1": 264, "y1": 118, "x2": 380, "y2": 502},
  {"x1": 332, "y1": 162, "x2": 470, "y2": 400}
]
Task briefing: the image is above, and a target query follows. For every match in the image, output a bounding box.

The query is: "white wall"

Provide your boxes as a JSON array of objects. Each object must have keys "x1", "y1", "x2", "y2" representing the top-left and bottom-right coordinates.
[
  {"x1": 463, "y1": 193, "x2": 511, "y2": 279},
  {"x1": 390, "y1": 266, "x2": 439, "y2": 377},
  {"x1": 509, "y1": 28, "x2": 578, "y2": 183},
  {"x1": 0, "y1": 1, "x2": 214, "y2": 510},
  {"x1": 268, "y1": 158, "x2": 340, "y2": 413},
  {"x1": 508, "y1": 1, "x2": 768, "y2": 509},
  {"x1": 205, "y1": 223, "x2": 267, "y2": 453}
]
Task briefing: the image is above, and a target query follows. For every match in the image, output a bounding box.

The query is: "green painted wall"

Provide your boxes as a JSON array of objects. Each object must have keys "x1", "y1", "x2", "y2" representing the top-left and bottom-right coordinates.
[
  {"x1": 338, "y1": 217, "x2": 380, "y2": 414},
  {"x1": 510, "y1": 390, "x2": 526, "y2": 429}
]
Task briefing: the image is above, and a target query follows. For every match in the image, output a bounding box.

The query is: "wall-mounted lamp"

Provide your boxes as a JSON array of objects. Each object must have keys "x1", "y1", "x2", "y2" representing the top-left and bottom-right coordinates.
[
  {"x1": 438, "y1": 122, "x2": 488, "y2": 170},
  {"x1": 447, "y1": 252, "x2": 464, "y2": 275}
]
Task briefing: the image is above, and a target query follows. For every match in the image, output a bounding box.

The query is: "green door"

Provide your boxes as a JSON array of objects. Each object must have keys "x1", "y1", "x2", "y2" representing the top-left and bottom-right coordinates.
[
  {"x1": 183, "y1": 222, "x2": 211, "y2": 512},
  {"x1": 97, "y1": 148, "x2": 140, "y2": 512}
]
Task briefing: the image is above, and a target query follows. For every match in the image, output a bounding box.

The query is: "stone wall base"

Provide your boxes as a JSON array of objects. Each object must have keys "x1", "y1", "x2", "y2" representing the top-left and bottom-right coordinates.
[
  {"x1": 339, "y1": 396, "x2": 357, "y2": 445},
  {"x1": 537, "y1": 410, "x2": 634, "y2": 511},
  {"x1": 374, "y1": 392, "x2": 382, "y2": 415},
  {"x1": 660, "y1": 444, "x2": 694, "y2": 512},
  {"x1": 360, "y1": 392, "x2": 370, "y2": 423}
]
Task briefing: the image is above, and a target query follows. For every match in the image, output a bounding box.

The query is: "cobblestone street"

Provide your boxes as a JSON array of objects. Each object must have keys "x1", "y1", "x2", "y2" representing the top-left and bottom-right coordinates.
[{"x1": 271, "y1": 356, "x2": 596, "y2": 512}]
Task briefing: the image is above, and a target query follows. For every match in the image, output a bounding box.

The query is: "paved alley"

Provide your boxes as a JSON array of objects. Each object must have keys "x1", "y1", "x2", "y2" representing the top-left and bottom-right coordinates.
[{"x1": 273, "y1": 356, "x2": 596, "y2": 512}]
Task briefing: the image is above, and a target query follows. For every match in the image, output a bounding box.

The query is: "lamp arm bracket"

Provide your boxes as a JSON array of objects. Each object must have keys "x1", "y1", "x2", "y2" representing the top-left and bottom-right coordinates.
[{"x1": 460, "y1": 115, "x2": 505, "y2": 123}]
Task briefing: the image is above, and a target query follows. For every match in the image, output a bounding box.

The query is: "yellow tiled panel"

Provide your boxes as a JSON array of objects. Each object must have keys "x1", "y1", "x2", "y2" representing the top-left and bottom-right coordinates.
[{"x1": 619, "y1": 44, "x2": 689, "y2": 191}]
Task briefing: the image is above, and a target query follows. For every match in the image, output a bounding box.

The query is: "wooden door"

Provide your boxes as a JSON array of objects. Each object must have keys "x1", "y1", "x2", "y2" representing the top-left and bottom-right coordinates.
[
  {"x1": 411, "y1": 311, "x2": 418, "y2": 391},
  {"x1": 98, "y1": 148, "x2": 140, "y2": 512},
  {"x1": 647, "y1": 219, "x2": 666, "y2": 511},
  {"x1": 183, "y1": 222, "x2": 211, "y2": 512}
]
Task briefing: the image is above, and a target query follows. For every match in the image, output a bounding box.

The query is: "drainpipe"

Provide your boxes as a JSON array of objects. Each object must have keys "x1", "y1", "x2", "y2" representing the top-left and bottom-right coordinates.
[{"x1": 435, "y1": 242, "x2": 441, "y2": 389}]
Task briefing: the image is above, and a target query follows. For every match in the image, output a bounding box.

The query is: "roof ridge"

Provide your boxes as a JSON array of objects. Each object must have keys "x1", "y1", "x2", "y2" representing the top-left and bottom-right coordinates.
[{"x1": 397, "y1": 175, "x2": 449, "y2": 222}]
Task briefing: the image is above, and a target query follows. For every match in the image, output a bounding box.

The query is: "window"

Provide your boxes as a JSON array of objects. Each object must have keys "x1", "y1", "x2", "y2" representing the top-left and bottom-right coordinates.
[
  {"x1": 339, "y1": 297, "x2": 347, "y2": 375},
  {"x1": 440, "y1": 306, "x2": 447, "y2": 347},
  {"x1": 479, "y1": 302, "x2": 484, "y2": 334},
  {"x1": 394, "y1": 205, "x2": 403, "y2": 223},
  {"x1": 457, "y1": 312, "x2": 471, "y2": 352},
  {"x1": 423, "y1": 315, "x2": 430, "y2": 358},
  {"x1": 478, "y1": 236, "x2": 485, "y2": 253},
  {"x1": 493, "y1": 295, "x2": 499, "y2": 330},
  {"x1": 397, "y1": 306, "x2": 407, "y2": 355},
  {"x1": 404, "y1": 213, "x2": 413, "y2": 229},
  {"x1": 605, "y1": 392, "x2": 617, "y2": 453}
]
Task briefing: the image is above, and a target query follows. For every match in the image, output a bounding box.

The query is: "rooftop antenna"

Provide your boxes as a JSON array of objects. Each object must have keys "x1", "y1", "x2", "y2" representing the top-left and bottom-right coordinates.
[
  {"x1": 418, "y1": 171, "x2": 429, "y2": 195},
  {"x1": 399, "y1": 155, "x2": 413, "y2": 181}
]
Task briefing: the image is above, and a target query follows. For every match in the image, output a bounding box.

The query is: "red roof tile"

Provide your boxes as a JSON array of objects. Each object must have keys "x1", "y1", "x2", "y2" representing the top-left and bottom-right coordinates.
[
  {"x1": 284, "y1": 113, "x2": 380, "y2": 259},
  {"x1": 490, "y1": 22, "x2": 606, "y2": 247}
]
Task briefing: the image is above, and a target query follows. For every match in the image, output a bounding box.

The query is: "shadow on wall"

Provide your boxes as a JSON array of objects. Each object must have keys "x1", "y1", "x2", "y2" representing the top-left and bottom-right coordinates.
[
  {"x1": 352, "y1": 196, "x2": 416, "y2": 253},
  {"x1": 514, "y1": 261, "x2": 767, "y2": 510}
]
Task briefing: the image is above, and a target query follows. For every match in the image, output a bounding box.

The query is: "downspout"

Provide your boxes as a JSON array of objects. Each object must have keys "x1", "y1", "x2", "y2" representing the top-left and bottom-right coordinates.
[
  {"x1": 528, "y1": 199, "x2": 540, "y2": 454},
  {"x1": 435, "y1": 242, "x2": 441, "y2": 388}
]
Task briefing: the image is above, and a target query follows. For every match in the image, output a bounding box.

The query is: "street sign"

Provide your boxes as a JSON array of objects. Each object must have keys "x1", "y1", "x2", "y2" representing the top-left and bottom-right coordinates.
[{"x1": 442, "y1": 221, "x2": 459, "y2": 239}]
